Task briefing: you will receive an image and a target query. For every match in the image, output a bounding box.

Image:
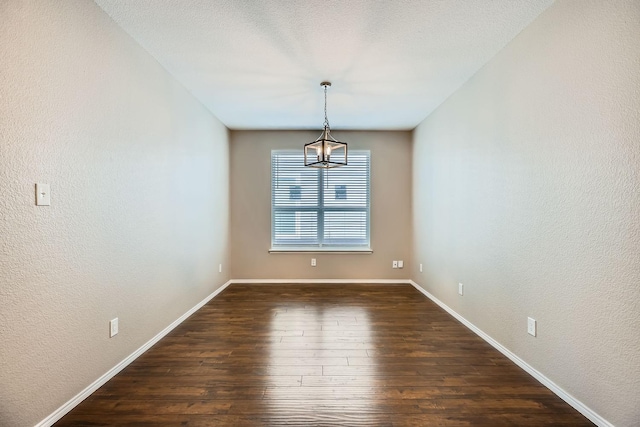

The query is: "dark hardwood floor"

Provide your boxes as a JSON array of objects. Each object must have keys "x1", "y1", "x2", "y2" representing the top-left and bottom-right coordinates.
[{"x1": 56, "y1": 284, "x2": 593, "y2": 426}]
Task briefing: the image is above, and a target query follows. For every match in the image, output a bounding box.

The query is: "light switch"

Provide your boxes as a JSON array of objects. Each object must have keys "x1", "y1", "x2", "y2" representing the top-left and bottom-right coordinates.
[
  {"x1": 527, "y1": 317, "x2": 537, "y2": 337},
  {"x1": 36, "y1": 183, "x2": 51, "y2": 206},
  {"x1": 110, "y1": 318, "x2": 119, "y2": 337}
]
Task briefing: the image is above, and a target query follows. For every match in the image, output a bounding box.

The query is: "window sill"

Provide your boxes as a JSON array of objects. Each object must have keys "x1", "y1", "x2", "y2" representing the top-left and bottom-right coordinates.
[{"x1": 269, "y1": 247, "x2": 373, "y2": 254}]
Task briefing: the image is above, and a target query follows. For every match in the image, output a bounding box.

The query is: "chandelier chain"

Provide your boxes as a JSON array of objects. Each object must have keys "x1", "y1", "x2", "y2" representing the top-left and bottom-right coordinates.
[{"x1": 323, "y1": 84, "x2": 330, "y2": 129}]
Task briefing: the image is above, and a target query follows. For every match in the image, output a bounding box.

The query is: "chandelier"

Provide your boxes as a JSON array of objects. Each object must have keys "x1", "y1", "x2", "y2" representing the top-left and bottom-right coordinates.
[{"x1": 304, "y1": 82, "x2": 347, "y2": 168}]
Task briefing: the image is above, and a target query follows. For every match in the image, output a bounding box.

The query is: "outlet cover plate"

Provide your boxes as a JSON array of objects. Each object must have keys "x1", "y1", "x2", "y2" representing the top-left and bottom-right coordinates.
[{"x1": 458, "y1": 283, "x2": 464, "y2": 296}]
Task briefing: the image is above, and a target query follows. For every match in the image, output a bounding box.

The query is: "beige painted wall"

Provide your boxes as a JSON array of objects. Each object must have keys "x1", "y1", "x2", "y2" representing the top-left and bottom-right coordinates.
[
  {"x1": 411, "y1": 1, "x2": 640, "y2": 425},
  {"x1": 230, "y1": 130, "x2": 411, "y2": 280},
  {"x1": 0, "y1": 1, "x2": 230, "y2": 426}
]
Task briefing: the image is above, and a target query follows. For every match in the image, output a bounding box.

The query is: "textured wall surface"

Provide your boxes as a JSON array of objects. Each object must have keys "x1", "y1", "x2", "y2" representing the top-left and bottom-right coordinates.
[
  {"x1": 230, "y1": 131, "x2": 412, "y2": 280},
  {"x1": 412, "y1": 1, "x2": 640, "y2": 425},
  {"x1": 0, "y1": 1, "x2": 230, "y2": 426}
]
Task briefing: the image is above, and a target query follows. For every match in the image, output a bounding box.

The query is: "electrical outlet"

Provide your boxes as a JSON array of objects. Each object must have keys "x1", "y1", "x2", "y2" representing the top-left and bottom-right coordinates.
[
  {"x1": 218, "y1": 264, "x2": 222, "y2": 273},
  {"x1": 392, "y1": 260, "x2": 398, "y2": 269},
  {"x1": 311, "y1": 258, "x2": 316, "y2": 267},
  {"x1": 419, "y1": 263, "x2": 423, "y2": 273},
  {"x1": 398, "y1": 260, "x2": 404, "y2": 268},
  {"x1": 527, "y1": 317, "x2": 537, "y2": 337},
  {"x1": 110, "y1": 318, "x2": 118, "y2": 338},
  {"x1": 458, "y1": 283, "x2": 464, "y2": 296}
]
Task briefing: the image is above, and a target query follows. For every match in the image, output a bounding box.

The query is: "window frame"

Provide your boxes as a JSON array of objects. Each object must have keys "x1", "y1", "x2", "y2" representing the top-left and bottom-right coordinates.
[{"x1": 270, "y1": 149, "x2": 371, "y2": 253}]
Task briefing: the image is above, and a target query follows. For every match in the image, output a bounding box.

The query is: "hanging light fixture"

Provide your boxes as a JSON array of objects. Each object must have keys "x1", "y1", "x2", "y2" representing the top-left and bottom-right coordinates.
[{"x1": 304, "y1": 82, "x2": 347, "y2": 168}]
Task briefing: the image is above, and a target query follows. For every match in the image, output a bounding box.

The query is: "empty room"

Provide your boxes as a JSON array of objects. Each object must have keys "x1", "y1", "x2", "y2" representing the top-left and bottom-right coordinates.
[{"x1": 1, "y1": 1, "x2": 638, "y2": 426}]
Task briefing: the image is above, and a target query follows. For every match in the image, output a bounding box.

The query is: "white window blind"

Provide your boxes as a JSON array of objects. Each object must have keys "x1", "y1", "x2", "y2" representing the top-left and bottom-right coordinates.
[{"x1": 271, "y1": 150, "x2": 370, "y2": 250}]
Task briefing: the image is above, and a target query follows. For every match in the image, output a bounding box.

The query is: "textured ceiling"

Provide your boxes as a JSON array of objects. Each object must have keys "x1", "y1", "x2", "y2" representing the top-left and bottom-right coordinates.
[{"x1": 94, "y1": 0, "x2": 554, "y2": 130}]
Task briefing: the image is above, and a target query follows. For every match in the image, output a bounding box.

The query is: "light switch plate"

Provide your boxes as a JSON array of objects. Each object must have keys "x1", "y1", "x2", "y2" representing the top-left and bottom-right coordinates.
[
  {"x1": 36, "y1": 183, "x2": 51, "y2": 206},
  {"x1": 527, "y1": 317, "x2": 537, "y2": 337},
  {"x1": 110, "y1": 318, "x2": 119, "y2": 338}
]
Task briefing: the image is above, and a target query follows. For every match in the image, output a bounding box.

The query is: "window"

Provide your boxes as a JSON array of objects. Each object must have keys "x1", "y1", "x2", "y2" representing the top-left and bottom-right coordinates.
[{"x1": 271, "y1": 150, "x2": 370, "y2": 250}]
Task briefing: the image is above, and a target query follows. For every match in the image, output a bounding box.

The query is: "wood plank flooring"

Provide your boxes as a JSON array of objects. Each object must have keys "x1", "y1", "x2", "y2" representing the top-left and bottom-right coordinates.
[{"x1": 55, "y1": 284, "x2": 593, "y2": 426}]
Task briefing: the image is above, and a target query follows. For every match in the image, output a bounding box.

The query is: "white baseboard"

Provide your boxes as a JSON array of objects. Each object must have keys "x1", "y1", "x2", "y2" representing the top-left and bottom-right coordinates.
[
  {"x1": 230, "y1": 278, "x2": 412, "y2": 284},
  {"x1": 35, "y1": 280, "x2": 232, "y2": 427},
  {"x1": 409, "y1": 280, "x2": 612, "y2": 427}
]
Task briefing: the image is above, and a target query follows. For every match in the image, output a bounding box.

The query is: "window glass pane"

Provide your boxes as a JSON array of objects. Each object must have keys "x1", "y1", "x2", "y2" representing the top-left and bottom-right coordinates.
[
  {"x1": 324, "y1": 211, "x2": 368, "y2": 243},
  {"x1": 323, "y1": 155, "x2": 369, "y2": 208},
  {"x1": 273, "y1": 211, "x2": 318, "y2": 245},
  {"x1": 272, "y1": 156, "x2": 318, "y2": 207}
]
